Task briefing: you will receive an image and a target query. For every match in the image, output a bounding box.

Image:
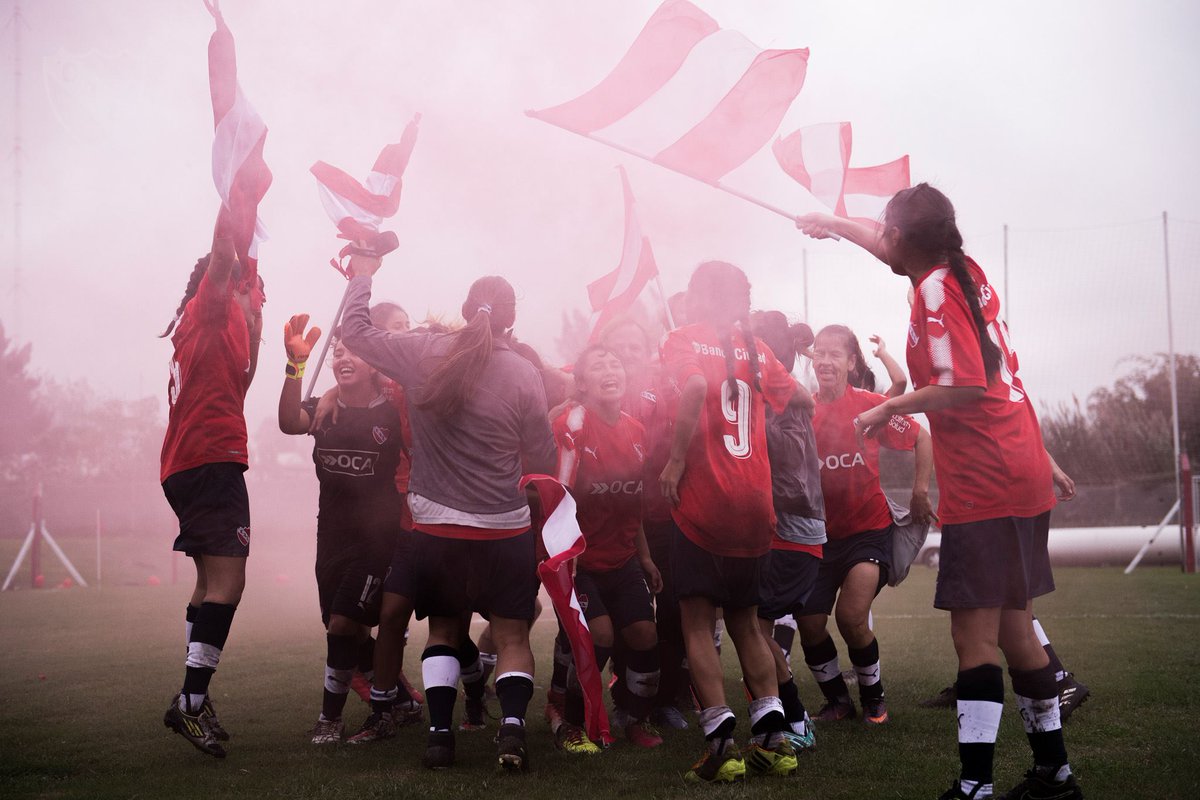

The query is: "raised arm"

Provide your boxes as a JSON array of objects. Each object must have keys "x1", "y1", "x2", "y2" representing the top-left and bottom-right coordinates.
[
  {"x1": 339, "y1": 252, "x2": 423, "y2": 386},
  {"x1": 795, "y1": 213, "x2": 891, "y2": 266},
  {"x1": 278, "y1": 314, "x2": 321, "y2": 435},
  {"x1": 870, "y1": 335, "x2": 908, "y2": 398}
]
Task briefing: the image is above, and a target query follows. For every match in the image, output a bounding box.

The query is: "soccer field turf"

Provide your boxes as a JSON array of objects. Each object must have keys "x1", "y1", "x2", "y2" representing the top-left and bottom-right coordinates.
[{"x1": 1, "y1": 543, "x2": 1198, "y2": 799}]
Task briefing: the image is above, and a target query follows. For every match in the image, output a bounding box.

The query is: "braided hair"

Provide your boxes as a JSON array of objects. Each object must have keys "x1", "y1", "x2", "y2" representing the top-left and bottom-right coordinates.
[
  {"x1": 687, "y1": 261, "x2": 761, "y2": 403},
  {"x1": 158, "y1": 254, "x2": 211, "y2": 338},
  {"x1": 884, "y1": 183, "x2": 1001, "y2": 376}
]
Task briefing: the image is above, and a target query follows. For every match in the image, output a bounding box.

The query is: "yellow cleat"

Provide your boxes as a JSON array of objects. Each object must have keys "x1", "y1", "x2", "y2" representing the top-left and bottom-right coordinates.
[
  {"x1": 685, "y1": 740, "x2": 746, "y2": 783},
  {"x1": 556, "y1": 723, "x2": 602, "y2": 755},
  {"x1": 745, "y1": 738, "x2": 798, "y2": 777}
]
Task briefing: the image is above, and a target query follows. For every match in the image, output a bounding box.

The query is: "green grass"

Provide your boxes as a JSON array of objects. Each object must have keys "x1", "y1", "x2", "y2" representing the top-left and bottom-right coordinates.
[{"x1": 1, "y1": 535, "x2": 1198, "y2": 799}]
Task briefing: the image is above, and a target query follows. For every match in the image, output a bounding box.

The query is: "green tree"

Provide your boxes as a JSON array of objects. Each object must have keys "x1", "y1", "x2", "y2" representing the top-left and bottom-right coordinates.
[{"x1": 0, "y1": 322, "x2": 50, "y2": 479}]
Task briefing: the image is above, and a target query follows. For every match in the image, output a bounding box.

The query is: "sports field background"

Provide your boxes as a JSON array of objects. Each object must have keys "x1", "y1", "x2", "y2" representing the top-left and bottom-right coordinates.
[{"x1": 1, "y1": 533, "x2": 1198, "y2": 799}]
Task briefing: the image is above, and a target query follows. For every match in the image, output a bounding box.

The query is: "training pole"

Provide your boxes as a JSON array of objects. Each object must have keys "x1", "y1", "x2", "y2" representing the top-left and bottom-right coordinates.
[
  {"x1": 95, "y1": 509, "x2": 102, "y2": 588},
  {"x1": 1162, "y1": 212, "x2": 1182, "y2": 495},
  {"x1": 1182, "y1": 454, "x2": 1195, "y2": 574},
  {"x1": 1125, "y1": 499, "x2": 1181, "y2": 574},
  {"x1": 30, "y1": 484, "x2": 41, "y2": 587}
]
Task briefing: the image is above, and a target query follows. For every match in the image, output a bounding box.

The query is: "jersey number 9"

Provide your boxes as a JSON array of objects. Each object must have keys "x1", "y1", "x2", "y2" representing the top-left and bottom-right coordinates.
[{"x1": 721, "y1": 379, "x2": 752, "y2": 459}]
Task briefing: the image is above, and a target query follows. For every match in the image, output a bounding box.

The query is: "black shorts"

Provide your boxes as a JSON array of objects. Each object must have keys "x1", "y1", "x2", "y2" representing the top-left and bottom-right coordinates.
[
  {"x1": 575, "y1": 557, "x2": 655, "y2": 629},
  {"x1": 381, "y1": 528, "x2": 416, "y2": 599},
  {"x1": 409, "y1": 530, "x2": 539, "y2": 621},
  {"x1": 804, "y1": 526, "x2": 892, "y2": 616},
  {"x1": 162, "y1": 463, "x2": 251, "y2": 558},
  {"x1": 316, "y1": 546, "x2": 391, "y2": 628},
  {"x1": 758, "y1": 548, "x2": 822, "y2": 621},
  {"x1": 934, "y1": 512, "x2": 1054, "y2": 611},
  {"x1": 671, "y1": 523, "x2": 765, "y2": 610}
]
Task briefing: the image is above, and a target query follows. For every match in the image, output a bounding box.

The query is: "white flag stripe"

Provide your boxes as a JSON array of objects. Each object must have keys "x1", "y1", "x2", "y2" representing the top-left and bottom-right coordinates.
[
  {"x1": 211, "y1": 88, "x2": 266, "y2": 205},
  {"x1": 318, "y1": 186, "x2": 380, "y2": 229},
  {"x1": 719, "y1": 147, "x2": 824, "y2": 216},
  {"x1": 607, "y1": 201, "x2": 645, "y2": 301},
  {"x1": 800, "y1": 122, "x2": 847, "y2": 208},
  {"x1": 541, "y1": 488, "x2": 582, "y2": 559},
  {"x1": 595, "y1": 29, "x2": 758, "y2": 161},
  {"x1": 843, "y1": 192, "x2": 889, "y2": 222}
]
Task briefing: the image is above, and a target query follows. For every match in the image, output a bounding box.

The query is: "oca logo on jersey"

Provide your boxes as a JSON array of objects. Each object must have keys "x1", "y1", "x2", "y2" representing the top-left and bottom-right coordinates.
[
  {"x1": 317, "y1": 448, "x2": 380, "y2": 476},
  {"x1": 820, "y1": 452, "x2": 865, "y2": 470},
  {"x1": 590, "y1": 480, "x2": 643, "y2": 496}
]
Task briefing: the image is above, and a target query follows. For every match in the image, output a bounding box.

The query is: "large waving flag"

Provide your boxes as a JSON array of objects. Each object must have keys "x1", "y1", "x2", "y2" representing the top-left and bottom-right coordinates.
[
  {"x1": 773, "y1": 122, "x2": 910, "y2": 225},
  {"x1": 586, "y1": 167, "x2": 661, "y2": 342},
  {"x1": 521, "y1": 474, "x2": 613, "y2": 746},
  {"x1": 205, "y1": 0, "x2": 271, "y2": 294},
  {"x1": 529, "y1": 0, "x2": 808, "y2": 216},
  {"x1": 311, "y1": 114, "x2": 422, "y2": 245}
]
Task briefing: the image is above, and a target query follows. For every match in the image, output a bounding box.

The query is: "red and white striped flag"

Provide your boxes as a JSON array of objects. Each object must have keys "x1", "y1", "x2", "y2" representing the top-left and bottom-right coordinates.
[
  {"x1": 773, "y1": 122, "x2": 910, "y2": 225},
  {"x1": 310, "y1": 114, "x2": 421, "y2": 244},
  {"x1": 205, "y1": 1, "x2": 271, "y2": 297},
  {"x1": 586, "y1": 167, "x2": 660, "y2": 342},
  {"x1": 520, "y1": 474, "x2": 613, "y2": 746},
  {"x1": 529, "y1": 0, "x2": 808, "y2": 196}
]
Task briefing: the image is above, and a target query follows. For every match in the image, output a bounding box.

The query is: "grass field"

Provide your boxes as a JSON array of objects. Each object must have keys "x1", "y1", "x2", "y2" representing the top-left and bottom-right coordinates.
[{"x1": 1, "y1": 535, "x2": 1199, "y2": 799}]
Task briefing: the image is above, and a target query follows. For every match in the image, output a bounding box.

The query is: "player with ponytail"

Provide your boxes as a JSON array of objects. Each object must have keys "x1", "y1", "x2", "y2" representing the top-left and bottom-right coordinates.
[{"x1": 798, "y1": 184, "x2": 1082, "y2": 800}]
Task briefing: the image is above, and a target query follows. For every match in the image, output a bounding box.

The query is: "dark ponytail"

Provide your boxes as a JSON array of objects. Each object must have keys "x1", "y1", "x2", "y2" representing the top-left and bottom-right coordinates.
[
  {"x1": 159, "y1": 255, "x2": 210, "y2": 338},
  {"x1": 884, "y1": 183, "x2": 1002, "y2": 376},
  {"x1": 417, "y1": 276, "x2": 515, "y2": 418}
]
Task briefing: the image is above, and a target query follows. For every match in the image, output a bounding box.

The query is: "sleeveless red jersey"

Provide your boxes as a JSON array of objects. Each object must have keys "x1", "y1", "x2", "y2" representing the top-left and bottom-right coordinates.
[
  {"x1": 160, "y1": 271, "x2": 251, "y2": 483},
  {"x1": 554, "y1": 404, "x2": 646, "y2": 572},
  {"x1": 812, "y1": 387, "x2": 919, "y2": 538},
  {"x1": 662, "y1": 323, "x2": 796, "y2": 558},
  {"x1": 906, "y1": 258, "x2": 1055, "y2": 524}
]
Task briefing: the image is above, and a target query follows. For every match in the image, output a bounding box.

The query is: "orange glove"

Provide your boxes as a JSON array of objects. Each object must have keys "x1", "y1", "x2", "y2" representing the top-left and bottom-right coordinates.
[{"x1": 284, "y1": 314, "x2": 322, "y2": 363}]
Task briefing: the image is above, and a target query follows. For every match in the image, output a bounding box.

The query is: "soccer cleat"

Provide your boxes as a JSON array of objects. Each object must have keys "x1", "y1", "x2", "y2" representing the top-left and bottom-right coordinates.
[
  {"x1": 625, "y1": 720, "x2": 663, "y2": 748},
  {"x1": 310, "y1": 716, "x2": 344, "y2": 745},
  {"x1": 496, "y1": 723, "x2": 530, "y2": 772},
  {"x1": 650, "y1": 705, "x2": 689, "y2": 730},
  {"x1": 555, "y1": 723, "x2": 602, "y2": 755},
  {"x1": 422, "y1": 730, "x2": 456, "y2": 770},
  {"x1": 815, "y1": 696, "x2": 857, "y2": 722},
  {"x1": 346, "y1": 711, "x2": 396, "y2": 744},
  {"x1": 350, "y1": 671, "x2": 372, "y2": 704},
  {"x1": 920, "y1": 685, "x2": 958, "y2": 709},
  {"x1": 938, "y1": 780, "x2": 992, "y2": 799},
  {"x1": 862, "y1": 697, "x2": 890, "y2": 725},
  {"x1": 395, "y1": 698, "x2": 424, "y2": 727},
  {"x1": 781, "y1": 718, "x2": 816, "y2": 753},
  {"x1": 745, "y1": 737, "x2": 798, "y2": 777},
  {"x1": 1057, "y1": 674, "x2": 1090, "y2": 722},
  {"x1": 200, "y1": 696, "x2": 230, "y2": 741},
  {"x1": 997, "y1": 769, "x2": 1082, "y2": 800},
  {"x1": 684, "y1": 740, "x2": 746, "y2": 784},
  {"x1": 460, "y1": 696, "x2": 487, "y2": 731},
  {"x1": 163, "y1": 699, "x2": 226, "y2": 758}
]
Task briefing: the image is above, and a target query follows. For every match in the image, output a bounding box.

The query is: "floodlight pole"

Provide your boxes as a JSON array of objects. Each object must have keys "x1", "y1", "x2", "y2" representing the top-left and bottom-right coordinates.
[
  {"x1": 1163, "y1": 212, "x2": 1181, "y2": 491},
  {"x1": 30, "y1": 483, "x2": 41, "y2": 587}
]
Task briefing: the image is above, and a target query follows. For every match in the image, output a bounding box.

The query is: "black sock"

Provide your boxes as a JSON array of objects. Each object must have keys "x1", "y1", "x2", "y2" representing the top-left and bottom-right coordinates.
[
  {"x1": 185, "y1": 603, "x2": 199, "y2": 649},
  {"x1": 772, "y1": 623, "x2": 796, "y2": 659},
  {"x1": 624, "y1": 646, "x2": 661, "y2": 721},
  {"x1": 421, "y1": 644, "x2": 459, "y2": 733},
  {"x1": 801, "y1": 635, "x2": 849, "y2": 701},
  {"x1": 496, "y1": 672, "x2": 535, "y2": 726},
  {"x1": 777, "y1": 678, "x2": 807, "y2": 725},
  {"x1": 551, "y1": 626, "x2": 572, "y2": 695},
  {"x1": 956, "y1": 664, "x2": 1004, "y2": 785},
  {"x1": 1010, "y1": 664, "x2": 1069, "y2": 771},
  {"x1": 182, "y1": 602, "x2": 237, "y2": 712},
  {"x1": 357, "y1": 635, "x2": 376, "y2": 677},
  {"x1": 848, "y1": 638, "x2": 884, "y2": 701},
  {"x1": 564, "y1": 667, "x2": 586, "y2": 728},
  {"x1": 322, "y1": 633, "x2": 358, "y2": 721}
]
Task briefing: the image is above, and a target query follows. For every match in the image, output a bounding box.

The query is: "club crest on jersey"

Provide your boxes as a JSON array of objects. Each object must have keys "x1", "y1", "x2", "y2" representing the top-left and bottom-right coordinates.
[
  {"x1": 577, "y1": 592, "x2": 590, "y2": 613},
  {"x1": 908, "y1": 321, "x2": 919, "y2": 348},
  {"x1": 317, "y1": 448, "x2": 380, "y2": 477},
  {"x1": 372, "y1": 426, "x2": 390, "y2": 445},
  {"x1": 236, "y1": 526, "x2": 251, "y2": 546}
]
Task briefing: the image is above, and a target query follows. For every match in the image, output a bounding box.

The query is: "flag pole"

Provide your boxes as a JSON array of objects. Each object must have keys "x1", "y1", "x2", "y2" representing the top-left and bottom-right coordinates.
[
  {"x1": 653, "y1": 274, "x2": 676, "y2": 330},
  {"x1": 303, "y1": 282, "x2": 350, "y2": 401}
]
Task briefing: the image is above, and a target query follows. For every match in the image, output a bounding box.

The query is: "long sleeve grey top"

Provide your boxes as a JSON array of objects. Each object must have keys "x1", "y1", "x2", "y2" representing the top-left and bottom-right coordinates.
[{"x1": 340, "y1": 276, "x2": 556, "y2": 516}]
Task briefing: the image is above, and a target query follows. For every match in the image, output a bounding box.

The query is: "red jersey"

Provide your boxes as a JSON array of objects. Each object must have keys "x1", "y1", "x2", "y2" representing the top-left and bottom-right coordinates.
[
  {"x1": 554, "y1": 404, "x2": 646, "y2": 572},
  {"x1": 662, "y1": 323, "x2": 796, "y2": 558},
  {"x1": 160, "y1": 270, "x2": 252, "y2": 483},
  {"x1": 813, "y1": 387, "x2": 919, "y2": 539},
  {"x1": 906, "y1": 259, "x2": 1055, "y2": 524},
  {"x1": 622, "y1": 368, "x2": 676, "y2": 524}
]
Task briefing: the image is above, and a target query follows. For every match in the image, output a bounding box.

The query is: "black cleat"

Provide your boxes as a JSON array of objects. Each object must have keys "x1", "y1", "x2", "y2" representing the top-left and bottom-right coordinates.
[
  {"x1": 920, "y1": 685, "x2": 958, "y2": 709},
  {"x1": 164, "y1": 699, "x2": 226, "y2": 758},
  {"x1": 422, "y1": 730, "x2": 456, "y2": 770},
  {"x1": 496, "y1": 723, "x2": 530, "y2": 772},
  {"x1": 998, "y1": 769, "x2": 1083, "y2": 800},
  {"x1": 1057, "y1": 674, "x2": 1090, "y2": 722},
  {"x1": 200, "y1": 696, "x2": 230, "y2": 741}
]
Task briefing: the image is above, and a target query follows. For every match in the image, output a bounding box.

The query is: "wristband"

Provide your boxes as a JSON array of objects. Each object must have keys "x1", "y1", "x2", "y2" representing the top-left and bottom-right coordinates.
[{"x1": 285, "y1": 359, "x2": 307, "y2": 380}]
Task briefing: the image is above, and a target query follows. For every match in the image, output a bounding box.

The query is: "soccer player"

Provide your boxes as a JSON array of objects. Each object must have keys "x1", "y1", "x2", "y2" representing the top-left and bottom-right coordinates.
[
  {"x1": 749, "y1": 310, "x2": 824, "y2": 752},
  {"x1": 340, "y1": 252, "x2": 556, "y2": 773},
  {"x1": 600, "y1": 318, "x2": 690, "y2": 731},
  {"x1": 158, "y1": 230, "x2": 264, "y2": 758},
  {"x1": 552, "y1": 344, "x2": 664, "y2": 753},
  {"x1": 278, "y1": 317, "x2": 406, "y2": 745},
  {"x1": 659, "y1": 261, "x2": 804, "y2": 782},
  {"x1": 799, "y1": 183, "x2": 1084, "y2": 800},
  {"x1": 797, "y1": 324, "x2": 934, "y2": 726}
]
